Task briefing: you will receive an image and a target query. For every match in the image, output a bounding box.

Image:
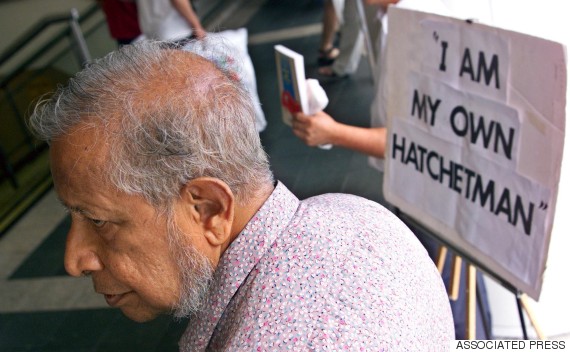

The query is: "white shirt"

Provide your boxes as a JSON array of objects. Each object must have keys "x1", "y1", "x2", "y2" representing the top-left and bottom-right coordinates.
[{"x1": 136, "y1": 0, "x2": 192, "y2": 41}]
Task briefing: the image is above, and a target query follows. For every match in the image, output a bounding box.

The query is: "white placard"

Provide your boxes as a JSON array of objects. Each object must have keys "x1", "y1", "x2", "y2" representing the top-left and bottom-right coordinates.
[{"x1": 383, "y1": 7, "x2": 566, "y2": 300}]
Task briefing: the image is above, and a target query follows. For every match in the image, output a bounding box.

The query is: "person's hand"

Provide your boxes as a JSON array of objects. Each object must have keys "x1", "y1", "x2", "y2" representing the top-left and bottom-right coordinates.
[
  {"x1": 292, "y1": 111, "x2": 337, "y2": 147},
  {"x1": 193, "y1": 26, "x2": 207, "y2": 40}
]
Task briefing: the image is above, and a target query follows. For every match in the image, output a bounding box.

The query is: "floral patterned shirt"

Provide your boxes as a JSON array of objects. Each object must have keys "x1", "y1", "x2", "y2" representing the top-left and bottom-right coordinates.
[{"x1": 179, "y1": 182, "x2": 453, "y2": 351}]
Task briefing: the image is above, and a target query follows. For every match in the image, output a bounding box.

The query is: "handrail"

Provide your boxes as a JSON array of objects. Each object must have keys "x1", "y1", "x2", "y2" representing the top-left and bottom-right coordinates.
[
  {"x1": 0, "y1": 3, "x2": 100, "y2": 192},
  {"x1": 0, "y1": 4, "x2": 99, "y2": 89},
  {"x1": 0, "y1": 13, "x2": 72, "y2": 67}
]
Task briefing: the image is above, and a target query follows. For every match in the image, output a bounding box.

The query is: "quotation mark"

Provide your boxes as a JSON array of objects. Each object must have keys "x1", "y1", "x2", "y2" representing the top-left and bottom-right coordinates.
[
  {"x1": 433, "y1": 31, "x2": 439, "y2": 42},
  {"x1": 539, "y1": 201, "x2": 548, "y2": 210}
]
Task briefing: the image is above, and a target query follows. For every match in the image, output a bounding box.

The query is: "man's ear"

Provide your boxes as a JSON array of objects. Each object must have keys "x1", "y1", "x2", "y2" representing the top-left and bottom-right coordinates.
[{"x1": 179, "y1": 177, "x2": 234, "y2": 247}]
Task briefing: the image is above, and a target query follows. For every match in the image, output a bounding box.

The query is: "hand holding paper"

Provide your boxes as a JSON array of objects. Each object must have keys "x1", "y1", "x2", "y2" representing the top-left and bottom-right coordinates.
[
  {"x1": 274, "y1": 45, "x2": 332, "y2": 149},
  {"x1": 305, "y1": 79, "x2": 332, "y2": 149},
  {"x1": 292, "y1": 110, "x2": 340, "y2": 150}
]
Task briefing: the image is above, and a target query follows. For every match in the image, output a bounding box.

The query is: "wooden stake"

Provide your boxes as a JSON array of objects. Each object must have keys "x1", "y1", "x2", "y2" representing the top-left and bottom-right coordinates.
[
  {"x1": 436, "y1": 246, "x2": 447, "y2": 274},
  {"x1": 449, "y1": 255, "x2": 462, "y2": 301},
  {"x1": 520, "y1": 294, "x2": 546, "y2": 340}
]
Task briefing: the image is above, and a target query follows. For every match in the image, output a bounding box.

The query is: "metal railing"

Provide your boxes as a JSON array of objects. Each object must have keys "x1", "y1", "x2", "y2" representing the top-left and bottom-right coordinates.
[
  {"x1": 0, "y1": 5, "x2": 97, "y2": 188},
  {"x1": 0, "y1": 3, "x2": 104, "y2": 235}
]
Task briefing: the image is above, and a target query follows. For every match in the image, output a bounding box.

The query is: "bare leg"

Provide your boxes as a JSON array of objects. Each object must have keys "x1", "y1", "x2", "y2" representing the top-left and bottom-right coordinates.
[{"x1": 319, "y1": 0, "x2": 340, "y2": 65}]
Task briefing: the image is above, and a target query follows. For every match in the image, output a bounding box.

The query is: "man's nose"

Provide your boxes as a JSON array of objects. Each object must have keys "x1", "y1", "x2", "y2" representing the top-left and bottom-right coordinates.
[{"x1": 64, "y1": 218, "x2": 103, "y2": 277}]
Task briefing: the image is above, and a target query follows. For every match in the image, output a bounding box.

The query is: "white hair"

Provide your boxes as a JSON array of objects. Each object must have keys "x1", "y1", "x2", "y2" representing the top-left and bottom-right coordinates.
[{"x1": 29, "y1": 40, "x2": 274, "y2": 208}]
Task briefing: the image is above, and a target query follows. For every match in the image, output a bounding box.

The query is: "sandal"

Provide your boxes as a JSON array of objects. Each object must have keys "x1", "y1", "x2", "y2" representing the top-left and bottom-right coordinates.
[{"x1": 317, "y1": 47, "x2": 339, "y2": 66}]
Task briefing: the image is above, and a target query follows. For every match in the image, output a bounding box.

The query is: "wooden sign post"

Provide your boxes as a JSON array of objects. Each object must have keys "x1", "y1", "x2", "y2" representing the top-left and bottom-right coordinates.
[{"x1": 436, "y1": 245, "x2": 545, "y2": 339}]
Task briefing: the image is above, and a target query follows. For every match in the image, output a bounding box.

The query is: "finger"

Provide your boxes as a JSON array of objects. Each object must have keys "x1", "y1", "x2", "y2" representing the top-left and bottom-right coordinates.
[
  {"x1": 292, "y1": 127, "x2": 308, "y2": 140},
  {"x1": 294, "y1": 112, "x2": 311, "y2": 123},
  {"x1": 292, "y1": 118, "x2": 308, "y2": 130}
]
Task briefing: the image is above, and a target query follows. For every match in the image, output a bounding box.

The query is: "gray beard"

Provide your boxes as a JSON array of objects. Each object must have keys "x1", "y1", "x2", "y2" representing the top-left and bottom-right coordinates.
[{"x1": 167, "y1": 226, "x2": 215, "y2": 319}]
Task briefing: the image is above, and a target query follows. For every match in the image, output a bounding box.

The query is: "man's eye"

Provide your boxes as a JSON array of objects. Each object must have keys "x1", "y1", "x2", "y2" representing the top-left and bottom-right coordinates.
[{"x1": 90, "y1": 218, "x2": 106, "y2": 228}]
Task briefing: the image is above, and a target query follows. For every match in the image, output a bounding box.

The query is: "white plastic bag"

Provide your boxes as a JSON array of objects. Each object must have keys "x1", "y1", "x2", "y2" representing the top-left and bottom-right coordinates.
[{"x1": 182, "y1": 28, "x2": 267, "y2": 132}]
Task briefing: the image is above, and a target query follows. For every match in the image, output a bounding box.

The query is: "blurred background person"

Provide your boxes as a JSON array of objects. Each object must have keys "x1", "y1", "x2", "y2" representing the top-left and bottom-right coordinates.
[
  {"x1": 317, "y1": 0, "x2": 340, "y2": 67},
  {"x1": 98, "y1": 0, "x2": 141, "y2": 46},
  {"x1": 136, "y1": 0, "x2": 206, "y2": 42},
  {"x1": 294, "y1": 0, "x2": 493, "y2": 340}
]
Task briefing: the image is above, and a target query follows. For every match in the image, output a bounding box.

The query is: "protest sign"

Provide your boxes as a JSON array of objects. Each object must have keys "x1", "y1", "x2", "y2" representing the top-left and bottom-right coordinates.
[{"x1": 383, "y1": 7, "x2": 566, "y2": 299}]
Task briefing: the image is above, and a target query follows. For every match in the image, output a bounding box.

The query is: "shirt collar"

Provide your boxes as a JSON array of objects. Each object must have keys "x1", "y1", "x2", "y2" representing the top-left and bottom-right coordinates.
[{"x1": 180, "y1": 181, "x2": 299, "y2": 349}]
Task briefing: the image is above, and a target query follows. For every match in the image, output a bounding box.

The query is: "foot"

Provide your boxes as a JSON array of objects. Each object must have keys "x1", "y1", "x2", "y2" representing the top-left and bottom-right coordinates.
[{"x1": 317, "y1": 47, "x2": 339, "y2": 66}]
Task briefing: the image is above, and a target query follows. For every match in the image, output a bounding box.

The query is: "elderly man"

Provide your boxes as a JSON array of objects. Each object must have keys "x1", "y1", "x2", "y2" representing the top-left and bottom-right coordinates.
[{"x1": 29, "y1": 41, "x2": 453, "y2": 350}]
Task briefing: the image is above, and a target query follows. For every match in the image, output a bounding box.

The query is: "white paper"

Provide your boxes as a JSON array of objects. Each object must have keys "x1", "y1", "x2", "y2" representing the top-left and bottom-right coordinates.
[{"x1": 382, "y1": 7, "x2": 566, "y2": 299}]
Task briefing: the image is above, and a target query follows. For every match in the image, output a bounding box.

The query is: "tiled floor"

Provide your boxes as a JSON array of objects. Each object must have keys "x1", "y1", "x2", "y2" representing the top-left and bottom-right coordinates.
[{"x1": 0, "y1": 1, "x2": 385, "y2": 351}]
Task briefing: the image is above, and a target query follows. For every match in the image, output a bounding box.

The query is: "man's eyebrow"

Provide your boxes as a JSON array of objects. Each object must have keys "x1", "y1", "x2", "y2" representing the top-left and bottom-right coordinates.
[{"x1": 56, "y1": 198, "x2": 85, "y2": 214}]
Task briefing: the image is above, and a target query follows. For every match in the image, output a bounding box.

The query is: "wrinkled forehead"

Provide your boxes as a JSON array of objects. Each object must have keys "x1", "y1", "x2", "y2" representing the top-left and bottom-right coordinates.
[
  {"x1": 49, "y1": 122, "x2": 159, "y2": 218},
  {"x1": 49, "y1": 122, "x2": 110, "y2": 187}
]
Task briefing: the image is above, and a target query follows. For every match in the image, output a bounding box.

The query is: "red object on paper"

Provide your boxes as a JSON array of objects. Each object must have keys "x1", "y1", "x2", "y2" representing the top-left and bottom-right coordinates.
[{"x1": 281, "y1": 91, "x2": 301, "y2": 114}]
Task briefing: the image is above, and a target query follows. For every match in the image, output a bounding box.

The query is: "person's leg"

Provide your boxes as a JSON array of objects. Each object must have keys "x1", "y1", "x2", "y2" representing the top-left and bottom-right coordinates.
[
  {"x1": 327, "y1": 0, "x2": 364, "y2": 76},
  {"x1": 319, "y1": 0, "x2": 340, "y2": 66}
]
